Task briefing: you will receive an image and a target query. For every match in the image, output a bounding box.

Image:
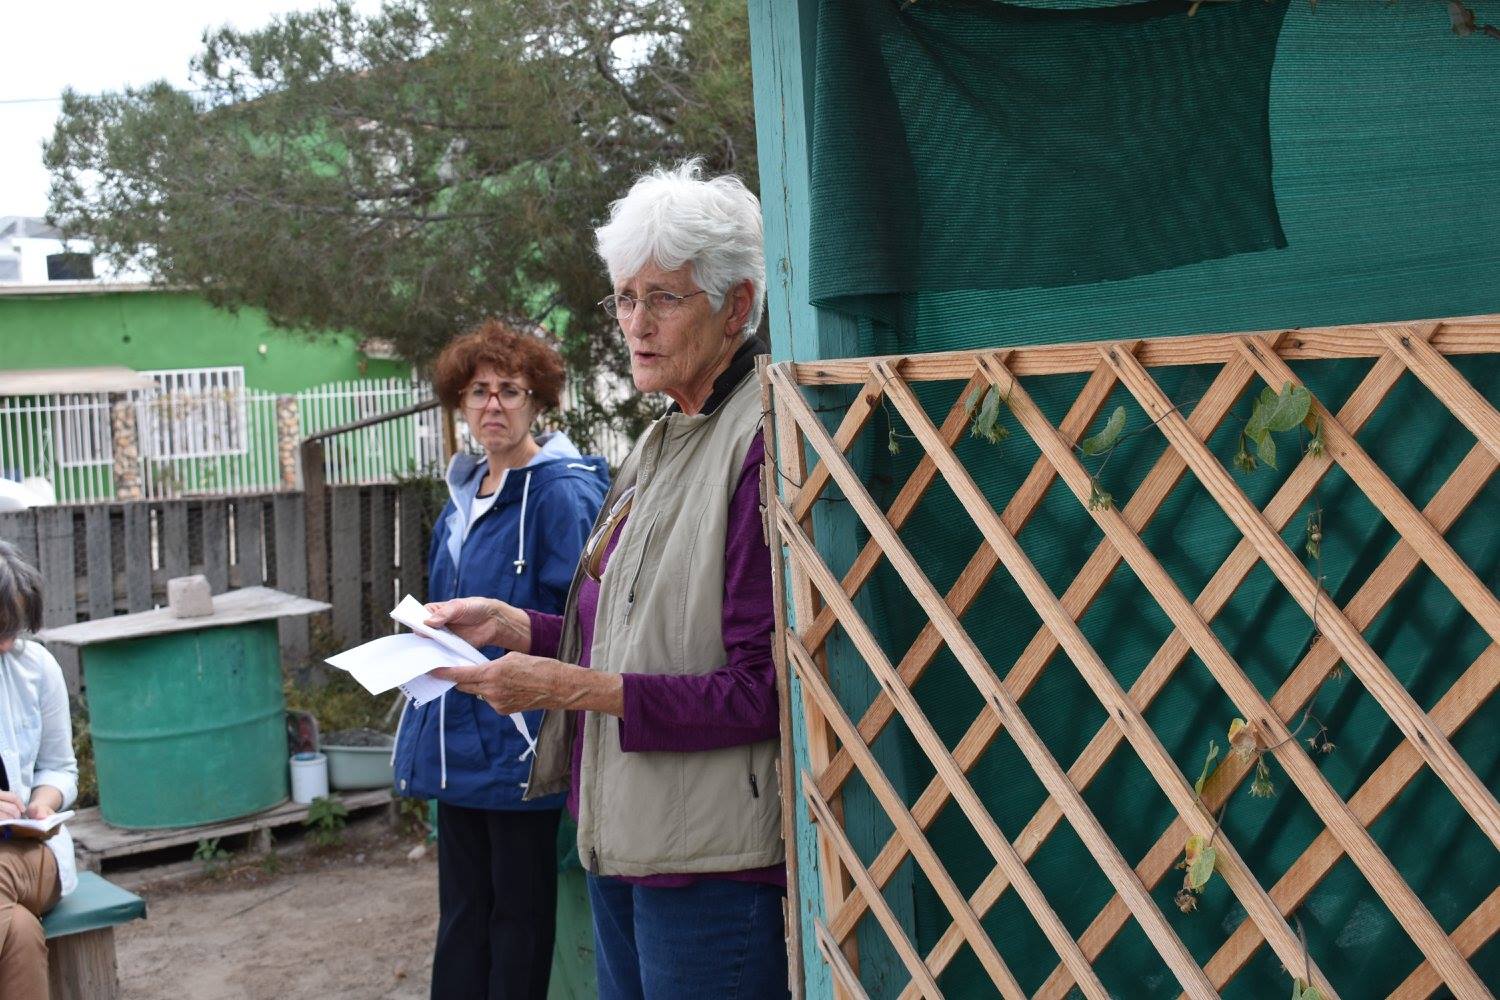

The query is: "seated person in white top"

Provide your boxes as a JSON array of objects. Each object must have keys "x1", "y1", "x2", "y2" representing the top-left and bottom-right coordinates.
[{"x1": 0, "y1": 539, "x2": 79, "y2": 1000}]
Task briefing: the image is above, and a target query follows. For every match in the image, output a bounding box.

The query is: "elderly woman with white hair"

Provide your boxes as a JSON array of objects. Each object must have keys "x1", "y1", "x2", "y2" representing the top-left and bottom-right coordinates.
[{"x1": 429, "y1": 160, "x2": 787, "y2": 1000}]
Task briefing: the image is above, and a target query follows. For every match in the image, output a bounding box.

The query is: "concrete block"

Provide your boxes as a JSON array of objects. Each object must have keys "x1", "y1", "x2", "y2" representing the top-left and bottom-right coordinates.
[{"x1": 166, "y1": 575, "x2": 214, "y2": 618}]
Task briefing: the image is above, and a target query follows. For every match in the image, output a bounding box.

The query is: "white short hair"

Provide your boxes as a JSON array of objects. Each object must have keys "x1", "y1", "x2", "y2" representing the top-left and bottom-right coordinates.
[{"x1": 595, "y1": 159, "x2": 766, "y2": 338}]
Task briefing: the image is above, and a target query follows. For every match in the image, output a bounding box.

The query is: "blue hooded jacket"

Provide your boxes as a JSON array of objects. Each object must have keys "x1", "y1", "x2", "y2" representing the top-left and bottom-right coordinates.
[{"x1": 392, "y1": 431, "x2": 609, "y2": 810}]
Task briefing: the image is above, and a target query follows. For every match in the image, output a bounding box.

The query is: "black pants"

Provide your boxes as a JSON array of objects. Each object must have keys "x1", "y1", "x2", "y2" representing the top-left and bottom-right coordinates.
[{"x1": 432, "y1": 802, "x2": 561, "y2": 1000}]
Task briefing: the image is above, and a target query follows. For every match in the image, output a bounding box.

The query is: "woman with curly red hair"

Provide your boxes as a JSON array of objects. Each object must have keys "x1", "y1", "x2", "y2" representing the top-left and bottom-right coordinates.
[{"x1": 393, "y1": 320, "x2": 609, "y2": 1000}]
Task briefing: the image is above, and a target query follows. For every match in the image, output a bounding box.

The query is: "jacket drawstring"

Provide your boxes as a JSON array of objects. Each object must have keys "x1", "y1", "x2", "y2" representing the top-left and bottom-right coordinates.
[
  {"x1": 438, "y1": 690, "x2": 448, "y2": 790},
  {"x1": 513, "y1": 470, "x2": 532, "y2": 574},
  {"x1": 390, "y1": 696, "x2": 409, "y2": 766}
]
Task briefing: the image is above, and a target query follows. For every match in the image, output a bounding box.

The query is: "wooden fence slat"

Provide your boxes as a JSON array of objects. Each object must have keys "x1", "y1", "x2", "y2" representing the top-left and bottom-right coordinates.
[
  {"x1": 1101, "y1": 344, "x2": 1500, "y2": 854},
  {"x1": 1389, "y1": 886, "x2": 1500, "y2": 1000},
  {"x1": 201, "y1": 500, "x2": 229, "y2": 594},
  {"x1": 1236, "y1": 337, "x2": 1500, "y2": 646},
  {"x1": 1209, "y1": 645, "x2": 1499, "y2": 991},
  {"x1": 814, "y1": 360, "x2": 1112, "y2": 806},
  {"x1": 799, "y1": 773, "x2": 944, "y2": 1000},
  {"x1": 804, "y1": 367, "x2": 992, "y2": 656},
  {"x1": 780, "y1": 510, "x2": 1109, "y2": 1000},
  {"x1": 83, "y1": 507, "x2": 114, "y2": 620},
  {"x1": 771, "y1": 385, "x2": 859, "y2": 982},
  {"x1": 368, "y1": 488, "x2": 395, "y2": 631},
  {"x1": 878, "y1": 360, "x2": 1338, "y2": 1000},
  {"x1": 273, "y1": 493, "x2": 310, "y2": 666},
  {"x1": 161, "y1": 502, "x2": 188, "y2": 581},
  {"x1": 1376, "y1": 323, "x2": 1500, "y2": 459},
  {"x1": 829, "y1": 354, "x2": 1251, "y2": 952},
  {"x1": 329, "y1": 488, "x2": 362, "y2": 648},
  {"x1": 787, "y1": 316, "x2": 1499, "y2": 385},
  {"x1": 813, "y1": 921, "x2": 873, "y2": 1000},
  {"x1": 759, "y1": 356, "x2": 804, "y2": 1000},
  {"x1": 790, "y1": 374, "x2": 887, "y2": 522},
  {"x1": 1031, "y1": 349, "x2": 1490, "y2": 998},
  {"x1": 1042, "y1": 435, "x2": 1498, "y2": 999},
  {"x1": 36, "y1": 507, "x2": 79, "y2": 691},
  {"x1": 1031, "y1": 354, "x2": 1484, "y2": 998},
  {"x1": 397, "y1": 485, "x2": 425, "y2": 603},
  {"x1": 771, "y1": 366, "x2": 1219, "y2": 1000},
  {"x1": 785, "y1": 633, "x2": 1027, "y2": 1000},
  {"x1": 235, "y1": 497, "x2": 265, "y2": 588},
  {"x1": 122, "y1": 504, "x2": 152, "y2": 613}
]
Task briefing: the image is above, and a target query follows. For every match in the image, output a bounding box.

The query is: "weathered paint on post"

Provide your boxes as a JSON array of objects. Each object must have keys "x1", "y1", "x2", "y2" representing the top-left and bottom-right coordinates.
[{"x1": 748, "y1": 2, "x2": 919, "y2": 996}]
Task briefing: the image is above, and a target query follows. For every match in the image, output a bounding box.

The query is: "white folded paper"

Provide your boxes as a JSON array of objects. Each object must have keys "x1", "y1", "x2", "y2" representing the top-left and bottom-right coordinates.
[{"x1": 324, "y1": 596, "x2": 535, "y2": 757}]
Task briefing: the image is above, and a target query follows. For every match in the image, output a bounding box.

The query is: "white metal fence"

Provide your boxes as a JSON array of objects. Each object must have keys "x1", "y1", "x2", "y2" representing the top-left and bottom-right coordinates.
[{"x1": 1, "y1": 373, "x2": 633, "y2": 503}]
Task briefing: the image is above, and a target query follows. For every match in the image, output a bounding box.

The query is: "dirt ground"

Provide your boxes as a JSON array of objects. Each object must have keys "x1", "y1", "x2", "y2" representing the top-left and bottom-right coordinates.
[{"x1": 114, "y1": 820, "x2": 439, "y2": 1000}]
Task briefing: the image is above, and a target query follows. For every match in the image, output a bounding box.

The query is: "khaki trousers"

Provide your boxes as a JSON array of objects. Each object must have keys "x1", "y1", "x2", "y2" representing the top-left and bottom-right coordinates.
[{"x1": 0, "y1": 839, "x2": 61, "y2": 1000}]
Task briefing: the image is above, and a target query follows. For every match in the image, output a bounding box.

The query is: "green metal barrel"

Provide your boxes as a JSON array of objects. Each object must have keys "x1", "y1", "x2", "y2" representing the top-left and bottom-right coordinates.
[{"x1": 82, "y1": 620, "x2": 288, "y2": 829}]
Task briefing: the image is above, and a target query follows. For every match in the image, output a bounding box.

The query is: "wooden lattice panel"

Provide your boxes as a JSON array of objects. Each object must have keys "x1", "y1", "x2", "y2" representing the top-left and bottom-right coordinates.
[{"x1": 762, "y1": 317, "x2": 1500, "y2": 1000}]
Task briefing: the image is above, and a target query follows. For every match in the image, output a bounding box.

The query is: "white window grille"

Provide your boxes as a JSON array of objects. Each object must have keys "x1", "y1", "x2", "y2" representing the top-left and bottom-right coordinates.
[
  {"x1": 53, "y1": 393, "x2": 113, "y2": 468},
  {"x1": 136, "y1": 367, "x2": 249, "y2": 460}
]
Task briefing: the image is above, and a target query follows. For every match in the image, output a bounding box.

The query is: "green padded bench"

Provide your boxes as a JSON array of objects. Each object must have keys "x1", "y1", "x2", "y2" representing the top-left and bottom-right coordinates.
[{"x1": 42, "y1": 872, "x2": 146, "y2": 1000}]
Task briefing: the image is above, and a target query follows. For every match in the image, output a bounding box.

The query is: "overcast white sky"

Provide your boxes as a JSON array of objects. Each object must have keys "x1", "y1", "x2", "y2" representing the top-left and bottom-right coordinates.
[{"x1": 3, "y1": 1, "x2": 380, "y2": 218}]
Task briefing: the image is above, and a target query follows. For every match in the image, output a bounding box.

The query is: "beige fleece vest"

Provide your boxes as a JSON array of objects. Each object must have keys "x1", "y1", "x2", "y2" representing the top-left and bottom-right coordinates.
[{"x1": 525, "y1": 370, "x2": 783, "y2": 877}]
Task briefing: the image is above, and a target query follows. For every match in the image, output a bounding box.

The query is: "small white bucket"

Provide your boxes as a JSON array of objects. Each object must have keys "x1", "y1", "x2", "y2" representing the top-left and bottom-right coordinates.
[{"x1": 289, "y1": 752, "x2": 330, "y2": 804}]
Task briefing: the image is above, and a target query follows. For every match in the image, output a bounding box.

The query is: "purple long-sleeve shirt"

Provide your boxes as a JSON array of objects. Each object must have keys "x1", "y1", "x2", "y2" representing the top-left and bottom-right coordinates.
[{"x1": 528, "y1": 434, "x2": 784, "y2": 887}]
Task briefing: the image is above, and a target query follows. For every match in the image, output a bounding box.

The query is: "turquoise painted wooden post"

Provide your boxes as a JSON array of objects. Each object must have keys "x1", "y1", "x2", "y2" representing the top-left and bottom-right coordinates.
[{"x1": 749, "y1": 3, "x2": 918, "y2": 997}]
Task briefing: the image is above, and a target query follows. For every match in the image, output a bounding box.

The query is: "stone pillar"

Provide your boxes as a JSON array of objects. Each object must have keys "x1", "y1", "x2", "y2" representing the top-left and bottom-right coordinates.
[
  {"x1": 275, "y1": 395, "x2": 301, "y2": 490},
  {"x1": 110, "y1": 395, "x2": 143, "y2": 501}
]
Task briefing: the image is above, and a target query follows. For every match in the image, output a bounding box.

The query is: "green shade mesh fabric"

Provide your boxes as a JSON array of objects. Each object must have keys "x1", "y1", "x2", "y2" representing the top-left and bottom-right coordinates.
[
  {"x1": 797, "y1": 1, "x2": 1500, "y2": 997},
  {"x1": 810, "y1": 0, "x2": 1289, "y2": 322}
]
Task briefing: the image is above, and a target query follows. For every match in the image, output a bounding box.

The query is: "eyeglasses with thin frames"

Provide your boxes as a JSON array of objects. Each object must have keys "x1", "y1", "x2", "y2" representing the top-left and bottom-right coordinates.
[{"x1": 597, "y1": 289, "x2": 707, "y2": 322}]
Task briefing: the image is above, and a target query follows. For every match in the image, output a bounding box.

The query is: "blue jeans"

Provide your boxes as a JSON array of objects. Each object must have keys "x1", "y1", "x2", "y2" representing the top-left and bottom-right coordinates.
[{"x1": 587, "y1": 874, "x2": 791, "y2": 1000}]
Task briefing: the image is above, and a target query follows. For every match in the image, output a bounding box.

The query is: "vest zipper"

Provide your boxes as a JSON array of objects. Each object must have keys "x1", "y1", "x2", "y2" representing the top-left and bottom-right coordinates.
[
  {"x1": 749, "y1": 771, "x2": 759, "y2": 798},
  {"x1": 623, "y1": 513, "x2": 660, "y2": 624},
  {"x1": 589, "y1": 847, "x2": 599, "y2": 872}
]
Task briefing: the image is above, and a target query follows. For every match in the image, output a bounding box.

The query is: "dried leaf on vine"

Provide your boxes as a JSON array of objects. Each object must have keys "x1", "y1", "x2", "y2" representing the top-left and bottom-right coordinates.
[
  {"x1": 1087, "y1": 479, "x2": 1113, "y2": 512},
  {"x1": 1228, "y1": 717, "x2": 1257, "y2": 762},
  {"x1": 1251, "y1": 757, "x2": 1276, "y2": 798}
]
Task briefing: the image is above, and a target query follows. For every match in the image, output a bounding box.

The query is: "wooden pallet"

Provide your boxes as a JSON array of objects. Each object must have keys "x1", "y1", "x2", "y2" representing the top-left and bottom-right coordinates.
[{"x1": 71, "y1": 788, "x2": 394, "y2": 871}]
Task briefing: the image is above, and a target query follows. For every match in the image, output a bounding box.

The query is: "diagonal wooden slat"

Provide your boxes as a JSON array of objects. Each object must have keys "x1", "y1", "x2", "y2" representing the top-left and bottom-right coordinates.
[
  {"x1": 1102, "y1": 343, "x2": 1500, "y2": 853},
  {"x1": 773, "y1": 384, "x2": 860, "y2": 989},
  {"x1": 813, "y1": 920, "x2": 874, "y2": 1000},
  {"x1": 925, "y1": 342, "x2": 1419, "y2": 998},
  {"x1": 884, "y1": 359, "x2": 1342, "y2": 1000},
  {"x1": 804, "y1": 367, "x2": 994, "y2": 656},
  {"x1": 780, "y1": 507, "x2": 1111, "y2": 1000},
  {"x1": 830, "y1": 351, "x2": 1254, "y2": 947},
  {"x1": 1207, "y1": 644, "x2": 1499, "y2": 990},
  {"x1": 1374, "y1": 324, "x2": 1500, "y2": 460},
  {"x1": 791, "y1": 375, "x2": 887, "y2": 522},
  {"x1": 768, "y1": 364, "x2": 1221, "y2": 999},
  {"x1": 800, "y1": 772, "x2": 944, "y2": 999},
  {"x1": 1034, "y1": 438, "x2": 1500, "y2": 1000},
  {"x1": 816, "y1": 360, "x2": 1118, "y2": 804},
  {"x1": 785, "y1": 629, "x2": 1027, "y2": 999},
  {"x1": 1236, "y1": 336, "x2": 1500, "y2": 646},
  {"x1": 1046, "y1": 348, "x2": 1493, "y2": 997},
  {"x1": 1389, "y1": 887, "x2": 1500, "y2": 1000}
]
